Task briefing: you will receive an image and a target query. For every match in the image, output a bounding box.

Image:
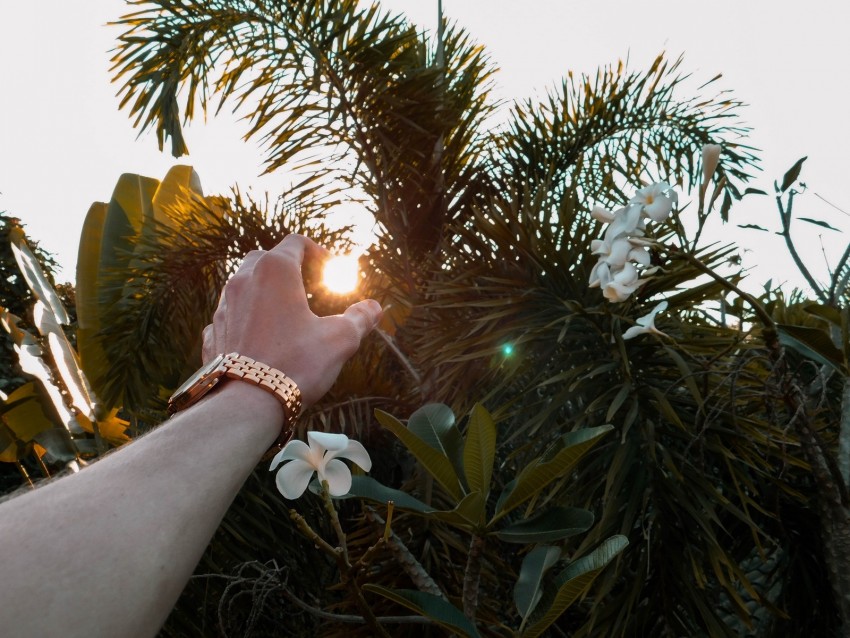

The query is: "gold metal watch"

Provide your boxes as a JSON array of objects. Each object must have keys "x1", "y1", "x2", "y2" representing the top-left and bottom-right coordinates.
[{"x1": 167, "y1": 353, "x2": 302, "y2": 433}]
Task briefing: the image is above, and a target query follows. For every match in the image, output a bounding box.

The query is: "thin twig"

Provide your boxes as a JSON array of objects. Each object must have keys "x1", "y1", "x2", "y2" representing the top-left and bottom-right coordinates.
[{"x1": 375, "y1": 328, "x2": 422, "y2": 386}]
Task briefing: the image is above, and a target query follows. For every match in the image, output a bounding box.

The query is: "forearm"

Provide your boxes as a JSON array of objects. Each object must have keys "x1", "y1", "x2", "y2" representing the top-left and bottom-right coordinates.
[{"x1": 0, "y1": 382, "x2": 282, "y2": 638}]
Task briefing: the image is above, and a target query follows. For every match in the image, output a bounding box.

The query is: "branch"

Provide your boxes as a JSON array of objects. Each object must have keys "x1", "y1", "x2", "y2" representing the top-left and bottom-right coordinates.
[{"x1": 776, "y1": 190, "x2": 827, "y2": 302}]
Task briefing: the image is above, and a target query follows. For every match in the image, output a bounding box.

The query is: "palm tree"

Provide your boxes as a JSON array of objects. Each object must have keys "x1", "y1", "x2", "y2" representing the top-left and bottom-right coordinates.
[{"x1": 97, "y1": 1, "x2": 844, "y2": 635}]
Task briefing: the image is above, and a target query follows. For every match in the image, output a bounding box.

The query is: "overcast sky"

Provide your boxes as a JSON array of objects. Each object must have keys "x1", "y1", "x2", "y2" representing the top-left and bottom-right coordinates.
[{"x1": 0, "y1": 0, "x2": 847, "y2": 292}]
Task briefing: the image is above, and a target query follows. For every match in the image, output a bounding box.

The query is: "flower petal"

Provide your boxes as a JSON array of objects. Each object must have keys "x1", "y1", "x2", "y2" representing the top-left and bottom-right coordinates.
[
  {"x1": 591, "y1": 205, "x2": 616, "y2": 223},
  {"x1": 589, "y1": 261, "x2": 611, "y2": 288},
  {"x1": 605, "y1": 237, "x2": 633, "y2": 268},
  {"x1": 643, "y1": 196, "x2": 673, "y2": 222},
  {"x1": 275, "y1": 459, "x2": 316, "y2": 499},
  {"x1": 628, "y1": 246, "x2": 651, "y2": 267},
  {"x1": 622, "y1": 326, "x2": 647, "y2": 340},
  {"x1": 319, "y1": 458, "x2": 353, "y2": 497},
  {"x1": 337, "y1": 439, "x2": 372, "y2": 471},
  {"x1": 702, "y1": 144, "x2": 721, "y2": 187},
  {"x1": 269, "y1": 439, "x2": 311, "y2": 471},
  {"x1": 308, "y1": 431, "x2": 350, "y2": 452}
]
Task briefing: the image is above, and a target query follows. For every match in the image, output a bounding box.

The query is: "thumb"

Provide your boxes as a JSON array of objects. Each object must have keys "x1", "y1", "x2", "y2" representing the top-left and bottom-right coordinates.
[{"x1": 342, "y1": 299, "x2": 383, "y2": 340}]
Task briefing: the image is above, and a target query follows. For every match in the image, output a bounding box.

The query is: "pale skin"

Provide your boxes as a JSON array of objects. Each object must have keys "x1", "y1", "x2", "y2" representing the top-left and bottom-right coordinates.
[{"x1": 0, "y1": 235, "x2": 382, "y2": 638}]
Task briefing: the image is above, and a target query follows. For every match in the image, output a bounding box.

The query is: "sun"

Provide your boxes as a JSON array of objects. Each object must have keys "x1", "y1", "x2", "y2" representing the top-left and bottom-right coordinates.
[{"x1": 322, "y1": 254, "x2": 360, "y2": 294}]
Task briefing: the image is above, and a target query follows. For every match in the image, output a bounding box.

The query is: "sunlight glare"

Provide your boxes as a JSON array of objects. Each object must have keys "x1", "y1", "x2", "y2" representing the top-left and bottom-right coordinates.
[{"x1": 323, "y1": 254, "x2": 360, "y2": 294}]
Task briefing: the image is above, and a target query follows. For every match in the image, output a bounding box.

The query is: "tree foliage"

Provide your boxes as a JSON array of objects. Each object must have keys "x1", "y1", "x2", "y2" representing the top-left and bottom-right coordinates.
[{"x1": 64, "y1": 0, "x2": 850, "y2": 636}]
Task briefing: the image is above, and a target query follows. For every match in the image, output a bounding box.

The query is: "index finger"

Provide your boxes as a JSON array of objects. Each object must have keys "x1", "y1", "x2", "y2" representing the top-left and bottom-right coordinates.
[{"x1": 268, "y1": 233, "x2": 331, "y2": 267}]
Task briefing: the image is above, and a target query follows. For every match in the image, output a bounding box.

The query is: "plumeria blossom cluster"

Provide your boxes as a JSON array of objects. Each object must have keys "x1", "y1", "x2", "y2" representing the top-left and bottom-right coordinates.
[
  {"x1": 588, "y1": 181, "x2": 679, "y2": 302},
  {"x1": 270, "y1": 431, "x2": 372, "y2": 500}
]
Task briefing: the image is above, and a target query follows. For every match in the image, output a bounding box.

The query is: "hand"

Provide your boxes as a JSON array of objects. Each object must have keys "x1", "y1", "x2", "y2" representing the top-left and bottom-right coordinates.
[{"x1": 202, "y1": 234, "x2": 382, "y2": 407}]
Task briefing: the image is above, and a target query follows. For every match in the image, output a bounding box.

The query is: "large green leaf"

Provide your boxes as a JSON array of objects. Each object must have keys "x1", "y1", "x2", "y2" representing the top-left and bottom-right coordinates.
[
  {"x1": 492, "y1": 425, "x2": 613, "y2": 523},
  {"x1": 362, "y1": 585, "x2": 481, "y2": 638},
  {"x1": 151, "y1": 165, "x2": 204, "y2": 229},
  {"x1": 463, "y1": 403, "x2": 497, "y2": 499},
  {"x1": 522, "y1": 535, "x2": 629, "y2": 638},
  {"x1": 79, "y1": 167, "x2": 210, "y2": 411},
  {"x1": 407, "y1": 403, "x2": 464, "y2": 477},
  {"x1": 0, "y1": 383, "x2": 55, "y2": 462},
  {"x1": 8, "y1": 228, "x2": 69, "y2": 324},
  {"x1": 515, "y1": 545, "x2": 561, "y2": 621},
  {"x1": 495, "y1": 507, "x2": 594, "y2": 544},
  {"x1": 429, "y1": 491, "x2": 487, "y2": 528},
  {"x1": 75, "y1": 202, "x2": 109, "y2": 406},
  {"x1": 33, "y1": 301, "x2": 95, "y2": 420},
  {"x1": 341, "y1": 475, "x2": 435, "y2": 513},
  {"x1": 1, "y1": 309, "x2": 80, "y2": 435},
  {"x1": 375, "y1": 409, "x2": 464, "y2": 502}
]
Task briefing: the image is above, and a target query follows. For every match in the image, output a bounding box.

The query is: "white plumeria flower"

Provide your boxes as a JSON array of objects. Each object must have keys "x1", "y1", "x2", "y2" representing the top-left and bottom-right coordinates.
[
  {"x1": 592, "y1": 235, "x2": 649, "y2": 269},
  {"x1": 604, "y1": 204, "x2": 644, "y2": 239},
  {"x1": 701, "y1": 144, "x2": 722, "y2": 188},
  {"x1": 591, "y1": 205, "x2": 616, "y2": 223},
  {"x1": 622, "y1": 300, "x2": 669, "y2": 340},
  {"x1": 269, "y1": 431, "x2": 372, "y2": 499},
  {"x1": 602, "y1": 262, "x2": 644, "y2": 302},
  {"x1": 589, "y1": 260, "x2": 612, "y2": 288},
  {"x1": 630, "y1": 182, "x2": 678, "y2": 222}
]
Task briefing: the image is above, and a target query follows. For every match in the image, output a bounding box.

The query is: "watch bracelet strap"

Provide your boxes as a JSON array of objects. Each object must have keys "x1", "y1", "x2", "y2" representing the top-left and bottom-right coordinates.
[{"x1": 223, "y1": 354, "x2": 302, "y2": 437}]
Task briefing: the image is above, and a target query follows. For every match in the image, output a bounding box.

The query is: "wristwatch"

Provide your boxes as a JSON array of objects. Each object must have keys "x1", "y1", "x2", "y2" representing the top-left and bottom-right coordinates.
[{"x1": 167, "y1": 353, "x2": 302, "y2": 435}]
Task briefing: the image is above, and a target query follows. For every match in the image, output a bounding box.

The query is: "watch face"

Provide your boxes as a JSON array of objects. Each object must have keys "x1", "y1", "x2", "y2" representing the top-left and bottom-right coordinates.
[{"x1": 172, "y1": 353, "x2": 225, "y2": 399}]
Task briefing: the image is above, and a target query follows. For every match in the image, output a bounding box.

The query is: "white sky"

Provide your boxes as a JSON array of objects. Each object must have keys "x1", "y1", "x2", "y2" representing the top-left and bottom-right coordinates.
[{"x1": 1, "y1": 0, "x2": 848, "y2": 293}]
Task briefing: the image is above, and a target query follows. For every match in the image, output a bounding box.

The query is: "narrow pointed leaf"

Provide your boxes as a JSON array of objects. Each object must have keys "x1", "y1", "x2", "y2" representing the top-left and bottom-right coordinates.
[
  {"x1": 515, "y1": 545, "x2": 561, "y2": 619},
  {"x1": 495, "y1": 507, "x2": 594, "y2": 544},
  {"x1": 341, "y1": 475, "x2": 435, "y2": 513},
  {"x1": 463, "y1": 403, "x2": 496, "y2": 496},
  {"x1": 363, "y1": 586, "x2": 481, "y2": 638},
  {"x1": 493, "y1": 425, "x2": 613, "y2": 522},
  {"x1": 798, "y1": 217, "x2": 840, "y2": 231},
  {"x1": 522, "y1": 536, "x2": 629, "y2": 638},
  {"x1": 375, "y1": 409, "x2": 464, "y2": 501},
  {"x1": 779, "y1": 156, "x2": 806, "y2": 192}
]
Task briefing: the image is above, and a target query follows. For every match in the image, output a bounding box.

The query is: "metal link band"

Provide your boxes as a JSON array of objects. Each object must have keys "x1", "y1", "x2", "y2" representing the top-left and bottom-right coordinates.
[{"x1": 222, "y1": 354, "x2": 302, "y2": 433}]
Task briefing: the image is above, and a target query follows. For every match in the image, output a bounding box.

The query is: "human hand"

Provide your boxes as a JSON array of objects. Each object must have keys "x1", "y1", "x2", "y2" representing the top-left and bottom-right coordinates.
[{"x1": 202, "y1": 234, "x2": 382, "y2": 408}]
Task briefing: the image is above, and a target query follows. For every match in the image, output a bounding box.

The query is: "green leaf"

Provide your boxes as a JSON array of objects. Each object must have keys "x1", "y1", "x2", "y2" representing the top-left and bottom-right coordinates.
[
  {"x1": 492, "y1": 425, "x2": 613, "y2": 523},
  {"x1": 778, "y1": 323, "x2": 846, "y2": 373},
  {"x1": 1, "y1": 383, "x2": 55, "y2": 443},
  {"x1": 737, "y1": 224, "x2": 769, "y2": 232},
  {"x1": 76, "y1": 202, "x2": 109, "y2": 400},
  {"x1": 341, "y1": 475, "x2": 435, "y2": 513},
  {"x1": 430, "y1": 491, "x2": 487, "y2": 528},
  {"x1": 798, "y1": 217, "x2": 840, "y2": 231},
  {"x1": 803, "y1": 303, "x2": 843, "y2": 327},
  {"x1": 32, "y1": 428, "x2": 78, "y2": 463},
  {"x1": 515, "y1": 545, "x2": 561, "y2": 620},
  {"x1": 522, "y1": 536, "x2": 628, "y2": 638},
  {"x1": 408, "y1": 403, "x2": 464, "y2": 477},
  {"x1": 8, "y1": 228, "x2": 69, "y2": 325},
  {"x1": 780, "y1": 156, "x2": 807, "y2": 193},
  {"x1": 363, "y1": 586, "x2": 481, "y2": 638},
  {"x1": 375, "y1": 409, "x2": 464, "y2": 502},
  {"x1": 463, "y1": 403, "x2": 496, "y2": 497},
  {"x1": 495, "y1": 507, "x2": 594, "y2": 544}
]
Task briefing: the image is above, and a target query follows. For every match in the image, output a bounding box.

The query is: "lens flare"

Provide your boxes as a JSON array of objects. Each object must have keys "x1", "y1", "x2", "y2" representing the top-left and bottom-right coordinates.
[{"x1": 323, "y1": 254, "x2": 359, "y2": 294}]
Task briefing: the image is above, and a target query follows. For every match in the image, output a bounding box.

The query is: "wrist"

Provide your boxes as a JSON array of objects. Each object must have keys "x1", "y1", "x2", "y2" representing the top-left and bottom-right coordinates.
[{"x1": 197, "y1": 381, "x2": 287, "y2": 453}]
